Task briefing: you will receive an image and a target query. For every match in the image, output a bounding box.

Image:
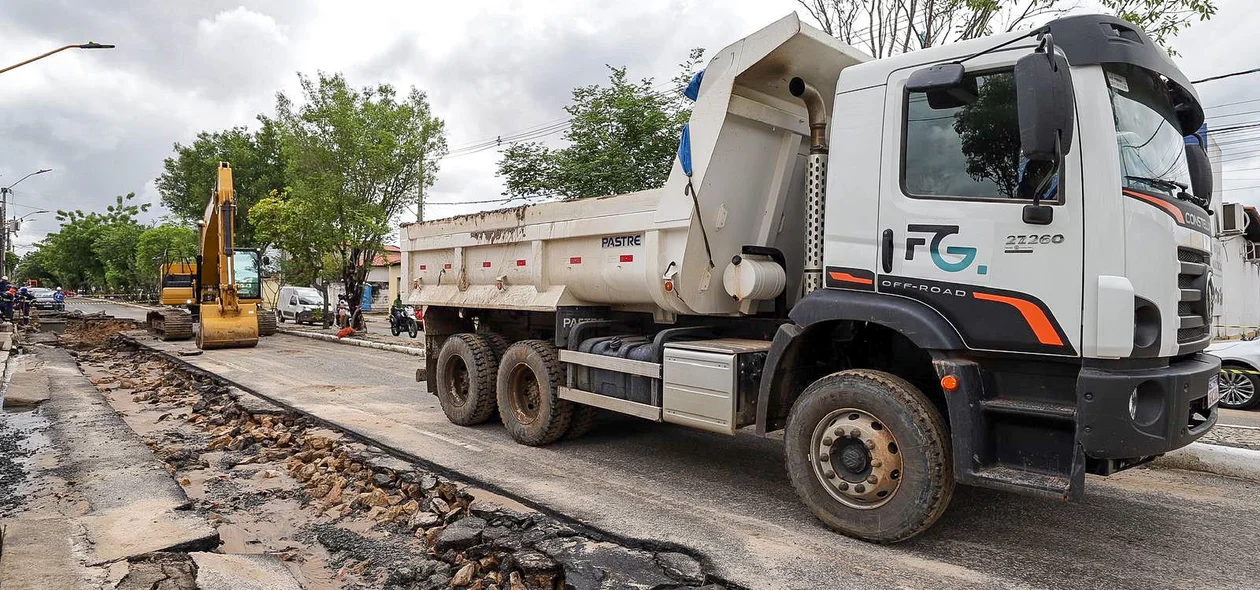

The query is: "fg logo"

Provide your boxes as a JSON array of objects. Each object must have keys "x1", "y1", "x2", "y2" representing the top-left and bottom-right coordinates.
[{"x1": 905, "y1": 224, "x2": 988, "y2": 275}]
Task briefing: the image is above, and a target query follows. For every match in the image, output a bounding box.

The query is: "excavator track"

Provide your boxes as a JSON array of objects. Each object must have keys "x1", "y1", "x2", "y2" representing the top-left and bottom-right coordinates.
[
  {"x1": 147, "y1": 309, "x2": 194, "y2": 341},
  {"x1": 257, "y1": 309, "x2": 277, "y2": 337}
]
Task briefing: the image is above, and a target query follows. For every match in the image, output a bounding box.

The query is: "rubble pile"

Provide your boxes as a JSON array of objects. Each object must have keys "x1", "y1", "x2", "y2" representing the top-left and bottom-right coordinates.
[{"x1": 74, "y1": 339, "x2": 727, "y2": 590}]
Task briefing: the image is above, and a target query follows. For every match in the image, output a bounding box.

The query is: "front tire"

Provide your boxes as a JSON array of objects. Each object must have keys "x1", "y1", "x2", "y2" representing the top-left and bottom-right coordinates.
[
  {"x1": 407, "y1": 318, "x2": 419, "y2": 338},
  {"x1": 785, "y1": 369, "x2": 953, "y2": 543},
  {"x1": 276, "y1": 311, "x2": 286, "y2": 323},
  {"x1": 1219, "y1": 364, "x2": 1260, "y2": 410},
  {"x1": 435, "y1": 334, "x2": 499, "y2": 425},
  {"x1": 497, "y1": 340, "x2": 572, "y2": 446}
]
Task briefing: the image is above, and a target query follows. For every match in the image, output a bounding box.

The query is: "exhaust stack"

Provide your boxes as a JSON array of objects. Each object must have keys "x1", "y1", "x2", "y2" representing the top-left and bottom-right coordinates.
[{"x1": 791, "y1": 77, "x2": 829, "y2": 295}]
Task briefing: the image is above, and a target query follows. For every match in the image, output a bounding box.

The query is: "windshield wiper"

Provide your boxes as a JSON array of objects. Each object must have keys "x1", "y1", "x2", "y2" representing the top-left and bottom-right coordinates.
[
  {"x1": 1126, "y1": 175, "x2": 1209, "y2": 210},
  {"x1": 1126, "y1": 175, "x2": 1187, "y2": 193}
]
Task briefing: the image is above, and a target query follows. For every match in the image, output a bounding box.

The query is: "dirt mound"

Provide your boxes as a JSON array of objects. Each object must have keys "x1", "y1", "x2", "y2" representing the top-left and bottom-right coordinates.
[{"x1": 60, "y1": 314, "x2": 138, "y2": 350}]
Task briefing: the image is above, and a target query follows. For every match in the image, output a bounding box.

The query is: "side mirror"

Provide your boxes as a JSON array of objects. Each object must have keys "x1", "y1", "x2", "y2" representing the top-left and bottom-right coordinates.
[
  {"x1": 1184, "y1": 141, "x2": 1213, "y2": 210},
  {"x1": 1015, "y1": 38, "x2": 1074, "y2": 161},
  {"x1": 907, "y1": 63, "x2": 977, "y2": 109},
  {"x1": 1015, "y1": 34, "x2": 1074, "y2": 225}
]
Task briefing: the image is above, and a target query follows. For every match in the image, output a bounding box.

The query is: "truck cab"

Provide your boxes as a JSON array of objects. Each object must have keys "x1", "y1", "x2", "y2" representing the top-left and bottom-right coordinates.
[{"x1": 404, "y1": 13, "x2": 1218, "y2": 543}]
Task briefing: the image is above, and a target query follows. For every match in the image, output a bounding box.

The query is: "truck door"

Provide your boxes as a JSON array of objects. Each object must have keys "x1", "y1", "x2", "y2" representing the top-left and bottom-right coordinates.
[{"x1": 875, "y1": 55, "x2": 1084, "y2": 357}]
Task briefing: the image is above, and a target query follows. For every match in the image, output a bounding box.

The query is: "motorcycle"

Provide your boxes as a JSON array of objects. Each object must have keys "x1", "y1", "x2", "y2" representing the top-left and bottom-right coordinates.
[{"x1": 389, "y1": 305, "x2": 420, "y2": 338}]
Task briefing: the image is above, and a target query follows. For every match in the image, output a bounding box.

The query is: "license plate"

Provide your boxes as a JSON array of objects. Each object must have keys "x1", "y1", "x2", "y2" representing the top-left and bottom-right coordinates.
[{"x1": 1208, "y1": 374, "x2": 1220, "y2": 408}]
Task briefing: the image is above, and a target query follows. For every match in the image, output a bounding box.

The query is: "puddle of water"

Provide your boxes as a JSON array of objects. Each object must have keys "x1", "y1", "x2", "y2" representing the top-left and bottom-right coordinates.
[{"x1": 0, "y1": 405, "x2": 52, "y2": 514}]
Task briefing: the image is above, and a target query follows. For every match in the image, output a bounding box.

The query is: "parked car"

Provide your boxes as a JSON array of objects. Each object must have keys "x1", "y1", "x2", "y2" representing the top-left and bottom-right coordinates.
[
  {"x1": 1206, "y1": 339, "x2": 1260, "y2": 410},
  {"x1": 29, "y1": 287, "x2": 62, "y2": 311},
  {"x1": 275, "y1": 286, "x2": 325, "y2": 325}
]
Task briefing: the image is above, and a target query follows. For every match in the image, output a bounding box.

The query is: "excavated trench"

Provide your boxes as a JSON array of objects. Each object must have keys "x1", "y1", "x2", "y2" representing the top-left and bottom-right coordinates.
[{"x1": 61, "y1": 316, "x2": 730, "y2": 590}]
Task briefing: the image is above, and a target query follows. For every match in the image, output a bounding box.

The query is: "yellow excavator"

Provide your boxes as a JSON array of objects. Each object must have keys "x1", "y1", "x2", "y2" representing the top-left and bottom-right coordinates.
[{"x1": 147, "y1": 162, "x2": 277, "y2": 348}]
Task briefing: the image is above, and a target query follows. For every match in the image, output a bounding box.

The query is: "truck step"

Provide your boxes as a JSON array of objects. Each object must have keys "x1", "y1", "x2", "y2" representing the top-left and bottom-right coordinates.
[
  {"x1": 972, "y1": 466, "x2": 1073, "y2": 500},
  {"x1": 980, "y1": 398, "x2": 1076, "y2": 421}
]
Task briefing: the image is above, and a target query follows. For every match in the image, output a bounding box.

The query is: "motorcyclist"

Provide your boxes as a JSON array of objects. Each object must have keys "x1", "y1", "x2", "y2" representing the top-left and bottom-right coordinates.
[{"x1": 390, "y1": 293, "x2": 407, "y2": 330}]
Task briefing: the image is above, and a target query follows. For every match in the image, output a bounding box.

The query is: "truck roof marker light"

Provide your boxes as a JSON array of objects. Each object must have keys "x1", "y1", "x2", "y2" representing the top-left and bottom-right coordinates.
[{"x1": 941, "y1": 375, "x2": 959, "y2": 392}]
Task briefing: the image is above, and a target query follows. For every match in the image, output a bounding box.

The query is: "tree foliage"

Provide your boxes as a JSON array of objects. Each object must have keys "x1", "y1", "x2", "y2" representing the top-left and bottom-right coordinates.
[
  {"x1": 955, "y1": 73, "x2": 1021, "y2": 197},
  {"x1": 155, "y1": 122, "x2": 286, "y2": 249},
  {"x1": 253, "y1": 72, "x2": 447, "y2": 322},
  {"x1": 134, "y1": 224, "x2": 199, "y2": 288},
  {"x1": 796, "y1": 0, "x2": 1215, "y2": 57},
  {"x1": 496, "y1": 49, "x2": 705, "y2": 200},
  {"x1": 28, "y1": 193, "x2": 152, "y2": 291}
]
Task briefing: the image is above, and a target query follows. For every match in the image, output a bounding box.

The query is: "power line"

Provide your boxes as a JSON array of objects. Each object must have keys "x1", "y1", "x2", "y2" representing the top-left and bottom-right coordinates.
[{"x1": 1193, "y1": 67, "x2": 1260, "y2": 84}]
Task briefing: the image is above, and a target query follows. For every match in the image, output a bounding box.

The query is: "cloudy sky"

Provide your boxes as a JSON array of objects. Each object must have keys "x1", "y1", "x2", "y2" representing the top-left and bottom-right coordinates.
[{"x1": 0, "y1": 0, "x2": 1256, "y2": 253}]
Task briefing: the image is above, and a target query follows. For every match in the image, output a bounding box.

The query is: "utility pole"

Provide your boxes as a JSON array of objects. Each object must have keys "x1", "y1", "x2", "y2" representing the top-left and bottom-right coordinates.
[{"x1": 0, "y1": 169, "x2": 52, "y2": 275}]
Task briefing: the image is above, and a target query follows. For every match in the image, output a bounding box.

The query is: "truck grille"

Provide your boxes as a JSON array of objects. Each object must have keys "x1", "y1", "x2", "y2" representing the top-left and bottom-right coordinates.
[{"x1": 1176, "y1": 247, "x2": 1210, "y2": 344}]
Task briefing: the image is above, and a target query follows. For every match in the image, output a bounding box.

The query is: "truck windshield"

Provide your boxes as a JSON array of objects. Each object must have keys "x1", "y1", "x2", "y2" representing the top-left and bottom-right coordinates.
[
  {"x1": 233, "y1": 251, "x2": 261, "y2": 300},
  {"x1": 1105, "y1": 63, "x2": 1193, "y2": 202}
]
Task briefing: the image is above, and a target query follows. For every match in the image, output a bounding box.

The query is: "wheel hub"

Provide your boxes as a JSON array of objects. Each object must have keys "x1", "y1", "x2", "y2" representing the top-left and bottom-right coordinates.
[
  {"x1": 1220, "y1": 370, "x2": 1255, "y2": 407},
  {"x1": 810, "y1": 408, "x2": 903, "y2": 509}
]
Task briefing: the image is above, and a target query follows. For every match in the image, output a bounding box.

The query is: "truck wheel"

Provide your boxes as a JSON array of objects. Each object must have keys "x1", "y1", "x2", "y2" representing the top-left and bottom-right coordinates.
[
  {"x1": 497, "y1": 340, "x2": 572, "y2": 446},
  {"x1": 484, "y1": 333, "x2": 510, "y2": 361},
  {"x1": 784, "y1": 369, "x2": 953, "y2": 543},
  {"x1": 435, "y1": 334, "x2": 499, "y2": 425},
  {"x1": 1219, "y1": 364, "x2": 1260, "y2": 410},
  {"x1": 565, "y1": 405, "x2": 600, "y2": 440},
  {"x1": 276, "y1": 310, "x2": 286, "y2": 323}
]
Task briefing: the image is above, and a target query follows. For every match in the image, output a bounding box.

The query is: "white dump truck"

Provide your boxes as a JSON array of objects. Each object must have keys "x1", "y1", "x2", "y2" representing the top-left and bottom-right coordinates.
[{"x1": 402, "y1": 13, "x2": 1220, "y2": 542}]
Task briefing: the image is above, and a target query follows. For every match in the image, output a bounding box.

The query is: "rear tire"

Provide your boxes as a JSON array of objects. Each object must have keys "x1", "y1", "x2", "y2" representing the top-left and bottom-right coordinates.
[
  {"x1": 784, "y1": 369, "x2": 953, "y2": 543},
  {"x1": 1219, "y1": 364, "x2": 1260, "y2": 410},
  {"x1": 435, "y1": 334, "x2": 499, "y2": 425},
  {"x1": 497, "y1": 340, "x2": 572, "y2": 446},
  {"x1": 565, "y1": 405, "x2": 601, "y2": 440},
  {"x1": 390, "y1": 318, "x2": 401, "y2": 336}
]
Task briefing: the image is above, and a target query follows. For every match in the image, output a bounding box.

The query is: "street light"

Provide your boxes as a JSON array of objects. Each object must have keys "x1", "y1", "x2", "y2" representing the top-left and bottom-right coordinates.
[
  {"x1": 0, "y1": 42, "x2": 116, "y2": 76},
  {"x1": 0, "y1": 169, "x2": 52, "y2": 273}
]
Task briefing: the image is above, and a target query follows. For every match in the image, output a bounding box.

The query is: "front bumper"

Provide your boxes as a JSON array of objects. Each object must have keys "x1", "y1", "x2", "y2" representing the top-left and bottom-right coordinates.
[{"x1": 1077, "y1": 353, "x2": 1219, "y2": 459}]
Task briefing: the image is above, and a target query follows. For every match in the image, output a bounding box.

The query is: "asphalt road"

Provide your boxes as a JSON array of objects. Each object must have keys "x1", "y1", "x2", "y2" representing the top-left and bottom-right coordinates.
[{"x1": 120, "y1": 327, "x2": 1260, "y2": 590}]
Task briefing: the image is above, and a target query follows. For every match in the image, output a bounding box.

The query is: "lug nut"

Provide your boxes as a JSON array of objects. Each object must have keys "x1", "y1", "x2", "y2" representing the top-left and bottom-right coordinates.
[
  {"x1": 864, "y1": 439, "x2": 876, "y2": 450},
  {"x1": 838, "y1": 482, "x2": 850, "y2": 491},
  {"x1": 867, "y1": 475, "x2": 878, "y2": 484},
  {"x1": 849, "y1": 428, "x2": 861, "y2": 438},
  {"x1": 854, "y1": 484, "x2": 866, "y2": 493},
  {"x1": 819, "y1": 453, "x2": 830, "y2": 462},
  {"x1": 833, "y1": 427, "x2": 845, "y2": 437},
  {"x1": 871, "y1": 459, "x2": 882, "y2": 468},
  {"x1": 823, "y1": 469, "x2": 835, "y2": 478},
  {"x1": 823, "y1": 437, "x2": 834, "y2": 446}
]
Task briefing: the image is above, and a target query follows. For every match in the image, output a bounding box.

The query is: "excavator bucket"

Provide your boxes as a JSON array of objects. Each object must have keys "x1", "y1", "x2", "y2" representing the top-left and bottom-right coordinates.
[{"x1": 197, "y1": 304, "x2": 259, "y2": 349}]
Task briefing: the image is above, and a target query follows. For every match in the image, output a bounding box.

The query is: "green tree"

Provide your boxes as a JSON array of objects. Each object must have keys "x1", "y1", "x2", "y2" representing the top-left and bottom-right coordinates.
[
  {"x1": 134, "y1": 223, "x2": 199, "y2": 289},
  {"x1": 250, "y1": 191, "x2": 341, "y2": 326},
  {"x1": 155, "y1": 122, "x2": 286, "y2": 249},
  {"x1": 267, "y1": 71, "x2": 447, "y2": 324},
  {"x1": 14, "y1": 249, "x2": 56, "y2": 287},
  {"x1": 41, "y1": 193, "x2": 150, "y2": 291},
  {"x1": 496, "y1": 49, "x2": 704, "y2": 200},
  {"x1": 797, "y1": 0, "x2": 1215, "y2": 57},
  {"x1": 93, "y1": 222, "x2": 145, "y2": 291}
]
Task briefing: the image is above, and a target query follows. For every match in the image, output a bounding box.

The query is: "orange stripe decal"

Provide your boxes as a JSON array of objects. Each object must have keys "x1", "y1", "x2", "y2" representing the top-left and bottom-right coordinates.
[
  {"x1": 828, "y1": 271, "x2": 874, "y2": 285},
  {"x1": 1124, "y1": 189, "x2": 1184, "y2": 224},
  {"x1": 972, "y1": 292, "x2": 1064, "y2": 346}
]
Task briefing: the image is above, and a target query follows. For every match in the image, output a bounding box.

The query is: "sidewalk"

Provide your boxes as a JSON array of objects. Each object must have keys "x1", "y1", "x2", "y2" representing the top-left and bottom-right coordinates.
[{"x1": 278, "y1": 315, "x2": 425, "y2": 357}]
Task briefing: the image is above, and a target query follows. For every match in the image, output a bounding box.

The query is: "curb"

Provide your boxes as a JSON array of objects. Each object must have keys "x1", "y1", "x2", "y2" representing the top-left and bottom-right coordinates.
[
  {"x1": 276, "y1": 328, "x2": 425, "y2": 357},
  {"x1": 1151, "y1": 440, "x2": 1260, "y2": 482}
]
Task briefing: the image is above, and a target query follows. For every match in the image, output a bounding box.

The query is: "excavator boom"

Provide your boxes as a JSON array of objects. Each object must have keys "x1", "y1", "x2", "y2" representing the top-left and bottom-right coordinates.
[{"x1": 196, "y1": 162, "x2": 259, "y2": 349}]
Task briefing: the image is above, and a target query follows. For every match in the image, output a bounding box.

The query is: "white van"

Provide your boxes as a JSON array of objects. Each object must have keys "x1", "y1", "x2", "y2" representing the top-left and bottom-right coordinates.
[{"x1": 276, "y1": 286, "x2": 325, "y2": 325}]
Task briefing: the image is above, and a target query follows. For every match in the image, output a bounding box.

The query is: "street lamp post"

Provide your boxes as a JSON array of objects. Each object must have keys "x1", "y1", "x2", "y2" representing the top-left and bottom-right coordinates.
[
  {"x1": 0, "y1": 169, "x2": 51, "y2": 274},
  {"x1": 0, "y1": 42, "x2": 115, "y2": 76}
]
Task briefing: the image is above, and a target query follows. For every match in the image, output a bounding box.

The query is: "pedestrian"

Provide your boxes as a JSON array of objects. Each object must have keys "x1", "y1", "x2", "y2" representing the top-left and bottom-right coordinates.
[
  {"x1": 53, "y1": 287, "x2": 65, "y2": 311},
  {"x1": 16, "y1": 287, "x2": 33, "y2": 325},
  {"x1": 0, "y1": 285, "x2": 13, "y2": 323},
  {"x1": 336, "y1": 295, "x2": 349, "y2": 328}
]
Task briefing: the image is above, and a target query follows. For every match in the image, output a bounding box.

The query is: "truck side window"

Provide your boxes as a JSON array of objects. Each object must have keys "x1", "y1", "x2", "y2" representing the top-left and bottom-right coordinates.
[{"x1": 903, "y1": 69, "x2": 1048, "y2": 201}]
